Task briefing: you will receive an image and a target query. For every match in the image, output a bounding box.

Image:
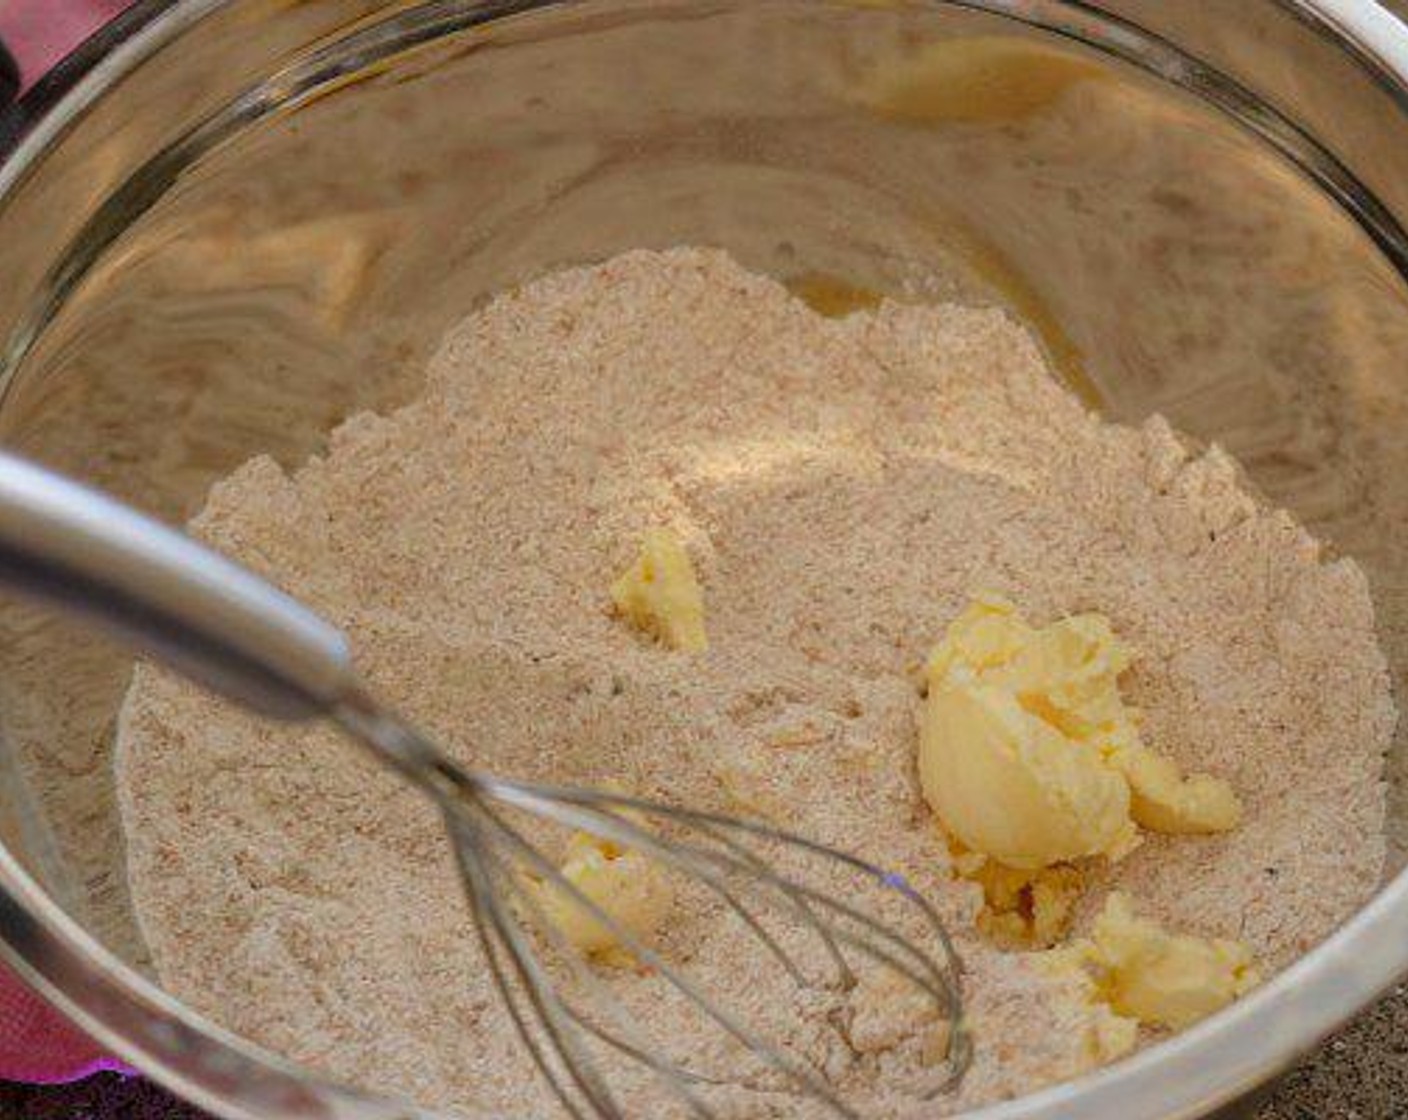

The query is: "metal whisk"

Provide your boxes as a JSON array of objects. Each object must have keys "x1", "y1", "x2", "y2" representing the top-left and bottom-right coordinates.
[{"x1": 0, "y1": 449, "x2": 968, "y2": 1118}]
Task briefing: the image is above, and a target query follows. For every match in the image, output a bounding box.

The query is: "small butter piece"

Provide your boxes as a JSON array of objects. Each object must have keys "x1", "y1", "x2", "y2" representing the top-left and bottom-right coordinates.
[
  {"x1": 1112, "y1": 744, "x2": 1242, "y2": 834},
  {"x1": 535, "y1": 831, "x2": 673, "y2": 961},
  {"x1": 966, "y1": 856, "x2": 1084, "y2": 949},
  {"x1": 918, "y1": 596, "x2": 1239, "y2": 872},
  {"x1": 1087, "y1": 1004, "x2": 1141, "y2": 1065},
  {"x1": 1078, "y1": 893, "x2": 1259, "y2": 1030},
  {"x1": 1040, "y1": 948, "x2": 1141, "y2": 1067},
  {"x1": 611, "y1": 529, "x2": 708, "y2": 652}
]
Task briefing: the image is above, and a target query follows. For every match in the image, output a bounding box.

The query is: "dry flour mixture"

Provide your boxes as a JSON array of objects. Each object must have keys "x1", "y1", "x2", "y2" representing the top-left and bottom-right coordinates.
[{"x1": 115, "y1": 249, "x2": 1393, "y2": 1117}]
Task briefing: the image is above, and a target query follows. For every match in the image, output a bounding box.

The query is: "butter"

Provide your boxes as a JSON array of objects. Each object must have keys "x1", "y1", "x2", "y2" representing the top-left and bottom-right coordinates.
[
  {"x1": 1085, "y1": 1004, "x2": 1141, "y2": 1065},
  {"x1": 919, "y1": 596, "x2": 1240, "y2": 871},
  {"x1": 946, "y1": 833, "x2": 1083, "y2": 948},
  {"x1": 1113, "y1": 745, "x2": 1242, "y2": 835},
  {"x1": 921, "y1": 673, "x2": 1136, "y2": 868},
  {"x1": 611, "y1": 529, "x2": 708, "y2": 652},
  {"x1": 534, "y1": 830, "x2": 674, "y2": 962},
  {"x1": 1069, "y1": 893, "x2": 1259, "y2": 1031},
  {"x1": 1039, "y1": 948, "x2": 1142, "y2": 1066},
  {"x1": 967, "y1": 856, "x2": 1084, "y2": 950}
]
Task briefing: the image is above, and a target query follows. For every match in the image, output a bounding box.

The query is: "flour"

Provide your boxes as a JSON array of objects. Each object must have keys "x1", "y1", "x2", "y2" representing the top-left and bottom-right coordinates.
[{"x1": 114, "y1": 248, "x2": 1393, "y2": 1117}]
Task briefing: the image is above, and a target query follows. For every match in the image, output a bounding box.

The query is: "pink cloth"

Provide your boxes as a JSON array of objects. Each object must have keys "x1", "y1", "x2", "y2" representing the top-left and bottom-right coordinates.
[
  {"x1": 0, "y1": 0, "x2": 133, "y2": 91},
  {"x1": 0, "y1": 960, "x2": 124, "y2": 1083},
  {"x1": 0, "y1": 2, "x2": 138, "y2": 1088}
]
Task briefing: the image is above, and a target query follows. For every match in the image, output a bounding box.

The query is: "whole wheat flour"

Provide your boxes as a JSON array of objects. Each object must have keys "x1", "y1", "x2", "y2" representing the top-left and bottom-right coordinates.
[{"x1": 114, "y1": 248, "x2": 1393, "y2": 1117}]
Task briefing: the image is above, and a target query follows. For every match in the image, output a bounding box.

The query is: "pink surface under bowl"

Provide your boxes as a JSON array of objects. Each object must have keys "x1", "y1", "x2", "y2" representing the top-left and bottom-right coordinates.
[
  {"x1": 0, "y1": 0, "x2": 133, "y2": 1086},
  {"x1": 0, "y1": 967, "x2": 123, "y2": 1083}
]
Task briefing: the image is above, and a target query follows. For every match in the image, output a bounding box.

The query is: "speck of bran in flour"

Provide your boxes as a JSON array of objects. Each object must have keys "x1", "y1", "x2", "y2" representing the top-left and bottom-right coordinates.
[{"x1": 114, "y1": 248, "x2": 1393, "y2": 1117}]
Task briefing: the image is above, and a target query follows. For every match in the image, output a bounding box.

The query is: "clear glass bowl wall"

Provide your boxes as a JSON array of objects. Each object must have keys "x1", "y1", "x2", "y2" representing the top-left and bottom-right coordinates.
[{"x1": 0, "y1": 0, "x2": 1406, "y2": 1065}]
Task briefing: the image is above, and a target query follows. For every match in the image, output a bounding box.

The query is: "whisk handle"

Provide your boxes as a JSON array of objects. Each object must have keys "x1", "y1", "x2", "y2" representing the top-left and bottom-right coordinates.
[{"x1": 0, "y1": 450, "x2": 354, "y2": 720}]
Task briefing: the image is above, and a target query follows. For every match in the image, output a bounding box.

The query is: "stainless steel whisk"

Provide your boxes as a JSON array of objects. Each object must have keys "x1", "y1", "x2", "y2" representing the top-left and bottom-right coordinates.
[{"x1": 0, "y1": 449, "x2": 968, "y2": 1119}]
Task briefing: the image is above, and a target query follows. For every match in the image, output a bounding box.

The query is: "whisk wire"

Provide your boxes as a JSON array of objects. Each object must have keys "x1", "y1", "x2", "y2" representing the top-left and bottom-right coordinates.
[
  {"x1": 486, "y1": 779, "x2": 966, "y2": 1030},
  {"x1": 475, "y1": 799, "x2": 860, "y2": 1118},
  {"x1": 335, "y1": 703, "x2": 967, "y2": 1116},
  {"x1": 472, "y1": 806, "x2": 723, "y2": 1120},
  {"x1": 0, "y1": 451, "x2": 973, "y2": 1120},
  {"x1": 488, "y1": 774, "x2": 966, "y2": 982},
  {"x1": 551, "y1": 798, "x2": 965, "y2": 1084},
  {"x1": 449, "y1": 811, "x2": 623, "y2": 1120},
  {"x1": 690, "y1": 819, "x2": 853, "y2": 987}
]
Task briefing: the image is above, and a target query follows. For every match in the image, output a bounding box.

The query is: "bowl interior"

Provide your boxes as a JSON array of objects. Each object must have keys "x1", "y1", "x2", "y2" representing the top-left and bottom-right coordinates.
[{"x1": 1, "y1": 0, "x2": 1407, "y2": 1100}]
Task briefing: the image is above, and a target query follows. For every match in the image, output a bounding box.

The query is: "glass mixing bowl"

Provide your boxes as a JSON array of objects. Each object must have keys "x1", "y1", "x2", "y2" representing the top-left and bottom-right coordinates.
[{"x1": 3, "y1": 2, "x2": 1408, "y2": 1117}]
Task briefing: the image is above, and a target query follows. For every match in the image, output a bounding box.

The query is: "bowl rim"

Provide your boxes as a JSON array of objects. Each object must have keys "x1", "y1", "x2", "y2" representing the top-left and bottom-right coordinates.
[{"x1": 2, "y1": 2, "x2": 1408, "y2": 1118}]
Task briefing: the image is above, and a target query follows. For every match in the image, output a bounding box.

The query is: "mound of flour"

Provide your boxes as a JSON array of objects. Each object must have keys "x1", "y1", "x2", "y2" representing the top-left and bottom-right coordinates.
[{"x1": 115, "y1": 248, "x2": 1392, "y2": 1116}]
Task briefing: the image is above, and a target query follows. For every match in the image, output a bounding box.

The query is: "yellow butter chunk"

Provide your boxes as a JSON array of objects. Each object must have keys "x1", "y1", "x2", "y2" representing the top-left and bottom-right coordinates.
[
  {"x1": 611, "y1": 529, "x2": 708, "y2": 652},
  {"x1": 535, "y1": 831, "x2": 674, "y2": 962},
  {"x1": 966, "y1": 855, "x2": 1084, "y2": 950},
  {"x1": 919, "y1": 596, "x2": 1240, "y2": 872},
  {"x1": 1038, "y1": 950, "x2": 1141, "y2": 1066},
  {"x1": 923, "y1": 679, "x2": 1134, "y2": 869},
  {"x1": 1113, "y1": 744, "x2": 1242, "y2": 834},
  {"x1": 1076, "y1": 893, "x2": 1259, "y2": 1031}
]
